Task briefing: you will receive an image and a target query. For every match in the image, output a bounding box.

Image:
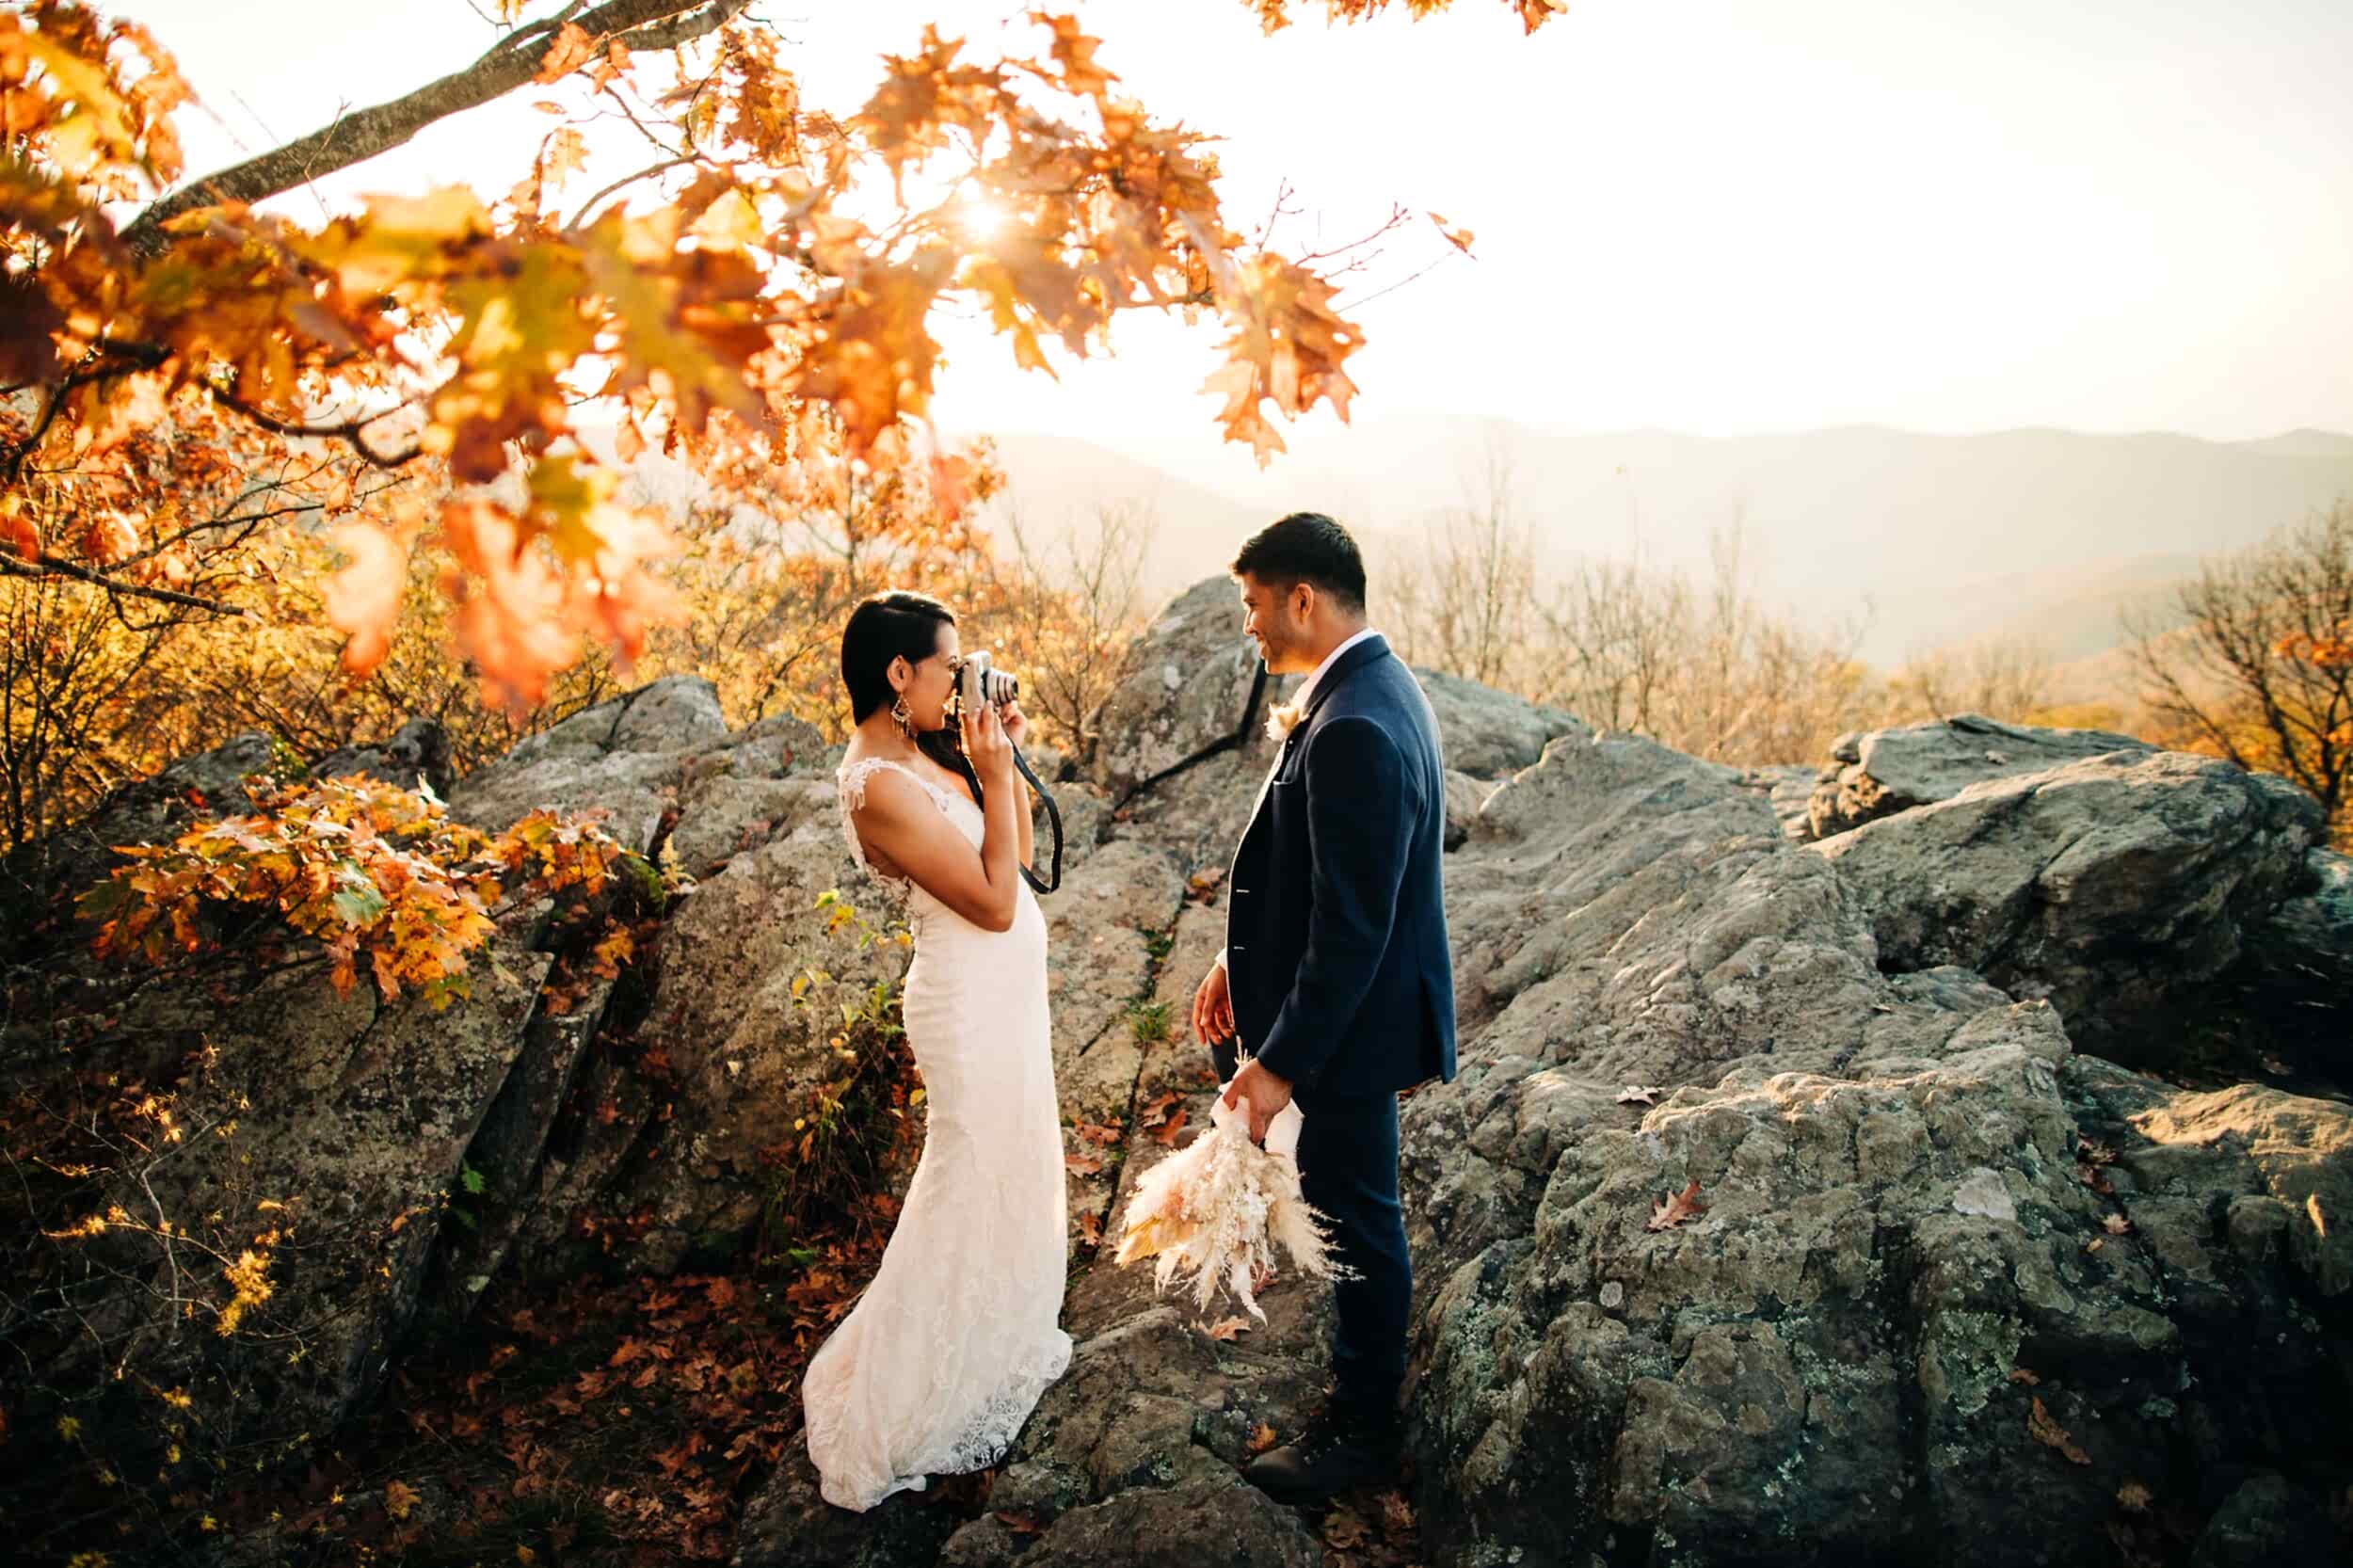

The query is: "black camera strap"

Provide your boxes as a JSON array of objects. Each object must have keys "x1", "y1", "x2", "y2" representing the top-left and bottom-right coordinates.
[{"x1": 1009, "y1": 743, "x2": 1064, "y2": 895}]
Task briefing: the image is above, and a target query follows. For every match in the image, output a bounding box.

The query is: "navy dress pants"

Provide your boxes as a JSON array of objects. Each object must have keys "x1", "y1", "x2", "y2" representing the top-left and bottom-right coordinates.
[{"x1": 1215, "y1": 1041, "x2": 1411, "y2": 1429}]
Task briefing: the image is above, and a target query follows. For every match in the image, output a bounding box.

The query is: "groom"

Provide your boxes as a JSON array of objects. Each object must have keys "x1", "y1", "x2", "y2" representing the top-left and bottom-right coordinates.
[{"x1": 1193, "y1": 511, "x2": 1457, "y2": 1505}]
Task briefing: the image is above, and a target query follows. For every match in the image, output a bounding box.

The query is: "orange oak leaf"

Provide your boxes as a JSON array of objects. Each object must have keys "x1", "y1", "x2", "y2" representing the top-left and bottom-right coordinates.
[
  {"x1": 535, "y1": 23, "x2": 597, "y2": 84},
  {"x1": 1646, "y1": 1180, "x2": 1706, "y2": 1232}
]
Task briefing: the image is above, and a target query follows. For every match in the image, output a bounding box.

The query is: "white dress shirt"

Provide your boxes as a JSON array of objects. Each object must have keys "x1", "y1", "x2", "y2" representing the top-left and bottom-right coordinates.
[{"x1": 1215, "y1": 627, "x2": 1382, "y2": 975}]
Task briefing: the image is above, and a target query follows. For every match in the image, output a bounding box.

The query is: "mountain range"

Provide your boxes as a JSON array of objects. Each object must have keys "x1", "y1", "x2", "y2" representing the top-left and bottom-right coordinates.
[{"x1": 974, "y1": 421, "x2": 2353, "y2": 671}]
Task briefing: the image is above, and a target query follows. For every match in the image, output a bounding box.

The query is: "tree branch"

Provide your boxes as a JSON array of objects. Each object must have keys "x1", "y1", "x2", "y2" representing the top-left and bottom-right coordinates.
[
  {"x1": 120, "y1": 0, "x2": 754, "y2": 257},
  {"x1": 0, "y1": 549, "x2": 248, "y2": 616},
  {"x1": 205, "y1": 387, "x2": 423, "y2": 471}
]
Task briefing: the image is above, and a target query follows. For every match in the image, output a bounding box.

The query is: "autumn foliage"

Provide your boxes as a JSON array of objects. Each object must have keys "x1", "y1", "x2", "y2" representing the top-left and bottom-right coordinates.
[
  {"x1": 0, "y1": 0, "x2": 1451, "y2": 720},
  {"x1": 74, "y1": 770, "x2": 638, "y2": 1005},
  {"x1": 2129, "y1": 502, "x2": 2353, "y2": 842}
]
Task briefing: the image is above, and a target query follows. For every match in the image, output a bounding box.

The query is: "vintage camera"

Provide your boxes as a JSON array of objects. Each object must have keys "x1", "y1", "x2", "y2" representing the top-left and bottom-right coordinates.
[
  {"x1": 957, "y1": 648, "x2": 1020, "y2": 713},
  {"x1": 954, "y1": 648, "x2": 1063, "y2": 895}
]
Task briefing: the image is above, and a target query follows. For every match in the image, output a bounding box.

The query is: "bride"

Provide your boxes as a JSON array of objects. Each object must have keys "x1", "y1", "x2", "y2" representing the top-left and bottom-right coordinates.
[{"x1": 801, "y1": 589, "x2": 1072, "y2": 1512}]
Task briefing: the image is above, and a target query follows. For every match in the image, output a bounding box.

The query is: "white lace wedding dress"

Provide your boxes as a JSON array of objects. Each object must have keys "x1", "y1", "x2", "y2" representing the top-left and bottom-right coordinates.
[{"x1": 801, "y1": 756, "x2": 1073, "y2": 1512}]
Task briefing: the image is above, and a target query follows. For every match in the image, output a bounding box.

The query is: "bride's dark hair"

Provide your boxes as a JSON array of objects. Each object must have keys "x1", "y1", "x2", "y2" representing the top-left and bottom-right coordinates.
[{"x1": 840, "y1": 590, "x2": 984, "y2": 807}]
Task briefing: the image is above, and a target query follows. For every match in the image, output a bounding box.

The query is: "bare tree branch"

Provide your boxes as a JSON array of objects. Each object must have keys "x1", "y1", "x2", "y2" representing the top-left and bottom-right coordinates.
[
  {"x1": 204, "y1": 387, "x2": 423, "y2": 471},
  {"x1": 0, "y1": 548, "x2": 248, "y2": 616}
]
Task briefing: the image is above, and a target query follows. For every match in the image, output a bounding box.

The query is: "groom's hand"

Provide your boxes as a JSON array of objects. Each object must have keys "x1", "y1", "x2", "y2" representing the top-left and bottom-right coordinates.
[
  {"x1": 1222, "y1": 1059, "x2": 1293, "y2": 1145},
  {"x1": 1192, "y1": 962, "x2": 1234, "y2": 1047}
]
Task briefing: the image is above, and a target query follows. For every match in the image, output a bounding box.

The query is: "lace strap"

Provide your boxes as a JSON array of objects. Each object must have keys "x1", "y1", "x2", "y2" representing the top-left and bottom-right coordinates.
[
  {"x1": 838, "y1": 755, "x2": 913, "y2": 812},
  {"x1": 840, "y1": 757, "x2": 970, "y2": 815},
  {"x1": 836, "y1": 757, "x2": 967, "y2": 898}
]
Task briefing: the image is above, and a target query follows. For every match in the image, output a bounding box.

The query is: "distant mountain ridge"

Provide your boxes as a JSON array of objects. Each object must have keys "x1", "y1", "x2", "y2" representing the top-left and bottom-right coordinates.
[{"x1": 976, "y1": 420, "x2": 2353, "y2": 668}]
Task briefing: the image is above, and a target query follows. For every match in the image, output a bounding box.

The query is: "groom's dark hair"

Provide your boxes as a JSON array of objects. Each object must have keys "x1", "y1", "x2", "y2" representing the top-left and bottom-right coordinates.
[{"x1": 1230, "y1": 511, "x2": 1367, "y2": 616}]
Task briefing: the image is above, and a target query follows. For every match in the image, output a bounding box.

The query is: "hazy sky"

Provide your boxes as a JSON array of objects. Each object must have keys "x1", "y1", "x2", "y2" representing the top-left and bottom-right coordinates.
[{"x1": 120, "y1": 0, "x2": 2353, "y2": 462}]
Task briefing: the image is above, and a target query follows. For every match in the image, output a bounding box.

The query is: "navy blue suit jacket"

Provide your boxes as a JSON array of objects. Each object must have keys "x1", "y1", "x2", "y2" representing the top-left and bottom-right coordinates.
[{"x1": 1223, "y1": 633, "x2": 1457, "y2": 1106}]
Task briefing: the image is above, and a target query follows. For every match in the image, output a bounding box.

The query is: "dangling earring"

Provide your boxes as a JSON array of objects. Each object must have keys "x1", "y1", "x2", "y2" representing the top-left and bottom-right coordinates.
[{"x1": 890, "y1": 692, "x2": 915, "y2": 740}]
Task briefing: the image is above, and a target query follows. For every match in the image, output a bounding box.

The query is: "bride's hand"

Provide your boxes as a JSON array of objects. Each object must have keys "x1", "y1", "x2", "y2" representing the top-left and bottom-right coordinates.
[
  {"x1": 999, "y1": 698, "x2": 1029, "y2": 751},
  {"x1": 963, "y1": 696, "x2": 1016, "y2": 783}
]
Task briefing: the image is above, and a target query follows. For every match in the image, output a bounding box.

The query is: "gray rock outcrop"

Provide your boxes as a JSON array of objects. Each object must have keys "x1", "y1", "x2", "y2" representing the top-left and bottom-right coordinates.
[{"x1": 1806, "y1": 712, "x2": 2153, "y2": 840}]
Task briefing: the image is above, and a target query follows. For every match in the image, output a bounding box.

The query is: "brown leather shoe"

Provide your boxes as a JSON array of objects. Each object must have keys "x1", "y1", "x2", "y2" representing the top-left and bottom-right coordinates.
[{"x1": 1240, "y1": 1407, "x2": 1402, "y2": 1506}]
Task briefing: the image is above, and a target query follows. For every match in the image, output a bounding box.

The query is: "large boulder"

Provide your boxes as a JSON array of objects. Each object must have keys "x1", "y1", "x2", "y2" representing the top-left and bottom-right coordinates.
[
  {"x1": 311, "y1": 715, "x2": 456, "y2": 800},
  {"x1": 1043, "y1": 841, "x2": 1188, "y2": 1126},
  {"x1": 2242, "y1": 846, "x2": 2353, "y2": 1066},
  {"x1": 1812, "y1": 750, "x2": 2324, "y2": 1066},
  {"x1": 1, "y1": 729, "x2": 280, "y2": 962},
  {"x1": 29, "y1": 897, "x2": 554, "y2": 1457},
  {"x1": 1391, "y1": 725, "x2": 2350, "y2": 1568},
  {"x1": 1807, "y1": 713, "x2": 2153, "y2": 840},
  {"x1": 1405, "y1": 664, "x2": 1586, "y2": 779},
  {"x1": 591, "y1": 780, "x2": 904, "y2": 1275},
  {"x1": 448, "y1": 673, "x2": 733, "y2": 851},
  {"x1": 1088, "y1": 578, "x2": 1284, "y2": 806}
]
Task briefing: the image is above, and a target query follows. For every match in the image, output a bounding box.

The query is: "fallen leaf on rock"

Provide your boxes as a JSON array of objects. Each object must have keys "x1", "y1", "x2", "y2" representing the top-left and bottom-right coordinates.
[
  {"x1": 1153, "y1": 1108, "x2": 1189, "y2": 1145},
  {"x1": 1077, "y1": 1211, "x2": 1103, "y2": 1248},
  {"x1": 1205, "y1": 1315, "x2": 1251, "y2": 1341},
  {"x1": 995, "y1": 1511, "x2": 1043, "y2": 1534},
  {"x1": 2028, "y1": 1396, "x2": 2091, "y2": 1464},
  {"x1": 1064, "y1": 1150, "x2": 1104, "y2": 1176},
  {"x1": 1616, "y1": 1085, "x2": 1661, "y2": 1107},
  {"x1": 1075, "y1": 1119, "x2": 1123, "y2": 1146},
  {"x1": 2009, "y1": 1368, "x2": 2041, "y2": 1385},
  {"x1": 2117, "y1": 1480, "x2": 2153, "y2": 1512},
  {"x1": 2078, "y1": 1163, "x2": 2116, "y2": 1196},
  {"x1": 2104, "y1": 1213, "x2": 2132, "y2": 1235},
  {"x1": 1321, "y1": 1507, "x2": 1371, "y2": 1548},
  {"x1": 2309, "y1": 1193, "x2": 2328, "y2": 1240},
  {"x1": 1646, "y1": 1180, "x2": 1706, "y2": 1232},
  {"x1": 1378, "y1": 1490, "x2": 1416, "y2": 1533},
  {"x1": 383, "y1": 1480, "x2": 419, "y2": 1521},
  {"x1": 2076, "y1": 1135, "x2": 2118, "y2": 1166},
  {"x1": 1248, "y1": 1422, "x2": 1278, "y2": 1454}
]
